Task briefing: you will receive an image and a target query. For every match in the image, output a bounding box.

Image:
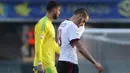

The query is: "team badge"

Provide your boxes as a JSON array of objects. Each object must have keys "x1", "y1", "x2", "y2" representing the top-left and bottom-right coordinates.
[{"x1": 40, "y1": 34, "x2": 44, "y2": 39}]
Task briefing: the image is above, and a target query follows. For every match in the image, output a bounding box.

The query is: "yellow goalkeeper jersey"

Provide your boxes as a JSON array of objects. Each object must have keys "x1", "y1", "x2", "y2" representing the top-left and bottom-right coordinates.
[{"x1": 33, "y1": 16, "x2": 60, "y2": 67}]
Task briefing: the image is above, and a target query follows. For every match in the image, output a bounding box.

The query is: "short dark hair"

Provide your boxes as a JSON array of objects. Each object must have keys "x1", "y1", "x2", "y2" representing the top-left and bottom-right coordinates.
[
  {"x1": 74, "y1": 8, "x2": 88, "y2": 18},
  {"x1": 46, "y1": 1, "x2": 60, "y2": 12}
]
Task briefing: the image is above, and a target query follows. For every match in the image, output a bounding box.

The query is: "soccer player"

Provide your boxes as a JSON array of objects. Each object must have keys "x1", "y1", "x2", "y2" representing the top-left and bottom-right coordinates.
[
  {"x1": 57, "y1": 8, "x2": 103, "y2": 73},
  {"x1": 33, "y1": 1, "x2": 61, "y2": 73}
]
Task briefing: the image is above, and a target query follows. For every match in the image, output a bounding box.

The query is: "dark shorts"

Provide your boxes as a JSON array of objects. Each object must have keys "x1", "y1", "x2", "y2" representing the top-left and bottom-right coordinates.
[{"x1": 57, "y1": 61, "x2": 79, "y2": 73}]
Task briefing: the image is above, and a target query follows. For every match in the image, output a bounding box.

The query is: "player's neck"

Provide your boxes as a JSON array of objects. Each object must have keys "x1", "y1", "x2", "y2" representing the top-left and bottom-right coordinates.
[
  {"x1": 70, "y1": 16, "x2": 79, "y2": 27},
  {"x1": 46, "y1": 13, "x2": 54, "y2": 22}
]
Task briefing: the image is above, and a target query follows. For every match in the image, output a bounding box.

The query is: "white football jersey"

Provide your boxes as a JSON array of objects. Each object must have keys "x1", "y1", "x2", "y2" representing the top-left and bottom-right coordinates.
[{"x1": 57, "y1": 20, "x2": 85, "y2": 64}]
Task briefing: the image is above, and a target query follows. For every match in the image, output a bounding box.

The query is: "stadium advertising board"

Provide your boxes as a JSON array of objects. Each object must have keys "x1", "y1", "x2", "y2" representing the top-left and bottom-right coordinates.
[{"x1": 0, "y1": 0, "x2": 130, "y2": 20}]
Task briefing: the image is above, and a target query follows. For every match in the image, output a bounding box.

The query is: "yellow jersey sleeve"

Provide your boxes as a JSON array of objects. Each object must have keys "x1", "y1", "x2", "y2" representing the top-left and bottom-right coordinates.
[{"x1": 35, "y1": 18, "x2": 48, "y2": 65}]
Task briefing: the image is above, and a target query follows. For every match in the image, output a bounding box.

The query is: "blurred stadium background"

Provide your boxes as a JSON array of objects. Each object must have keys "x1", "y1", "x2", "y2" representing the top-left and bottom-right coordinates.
[{"x1": 0, "y1": 0, "x2": 130, "y2": 73}]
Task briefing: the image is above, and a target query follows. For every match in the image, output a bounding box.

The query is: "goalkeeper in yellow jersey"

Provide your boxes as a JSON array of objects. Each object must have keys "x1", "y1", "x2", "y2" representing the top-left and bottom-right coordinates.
[{"x1": 33, "y1": 1, "x2": 61, "y2": 73}]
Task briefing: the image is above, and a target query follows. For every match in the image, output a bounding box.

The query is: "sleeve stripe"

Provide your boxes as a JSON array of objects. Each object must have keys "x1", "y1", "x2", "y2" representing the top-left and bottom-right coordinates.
[
  {"x1": 42, "y1": 17, "x2": 47, "y2": 32},
  {"x1": 70, "y1": 38, "x2": 80, "y2": 44}
]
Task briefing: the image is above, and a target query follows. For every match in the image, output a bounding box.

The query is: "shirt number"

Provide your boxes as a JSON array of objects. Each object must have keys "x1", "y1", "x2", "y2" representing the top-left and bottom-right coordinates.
[
  {"x1": 57, "y1": 27, "x2": 62, "y2": 46},
  {"x1": 57, "y1": 23, "x2": 66, "y2": 46}
]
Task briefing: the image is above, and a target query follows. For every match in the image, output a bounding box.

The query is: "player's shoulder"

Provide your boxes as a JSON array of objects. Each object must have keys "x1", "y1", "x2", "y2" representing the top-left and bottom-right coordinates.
[
  {"x1": 39, "y1": 17, "x2": 48, "y2": 24},
  {"x1": 60, "y1": 20, "x2": 78, "y2": 29},
  {"x1": 67, "y1": 21, "x2": 78, "y2": 30},
  {"x1": 37, "y1": 16, "x2": 49, "y2": 27},
  {"x1": 35, "y1": 17, "x2": 48, "y2": 30}
]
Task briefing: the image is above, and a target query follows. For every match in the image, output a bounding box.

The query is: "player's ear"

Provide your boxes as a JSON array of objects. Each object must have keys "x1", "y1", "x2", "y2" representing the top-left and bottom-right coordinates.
[
  {"x1": 77, "y1": 14, "x2": 82, "y2": 19},
  {"x1": 77, "y1": 14, "x2": 82, "y2": 20},
  {"x1": 52, "y1": 8, "x2": 56, "y2": 13},
  {"x1": 79, "y1": 14, "x2": 82, "y2": 18}
]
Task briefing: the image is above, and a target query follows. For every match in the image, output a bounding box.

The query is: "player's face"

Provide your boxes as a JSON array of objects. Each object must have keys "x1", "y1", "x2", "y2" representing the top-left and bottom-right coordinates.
[
  {"x1": 53, "y1": 6, "x2": 61, "y2": 19},
  {"x1": 79, "y1": 16, "x2": 89, "y2": 26}
]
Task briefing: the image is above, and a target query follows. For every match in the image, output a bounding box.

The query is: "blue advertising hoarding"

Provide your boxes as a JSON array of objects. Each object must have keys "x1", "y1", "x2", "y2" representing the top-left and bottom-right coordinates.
[
  {"x1": 0, "y1": 0, "x2": 123, "y2": 3},
  {"x1": 0, "y1": 0, "x2": 130, "y2": 20}
]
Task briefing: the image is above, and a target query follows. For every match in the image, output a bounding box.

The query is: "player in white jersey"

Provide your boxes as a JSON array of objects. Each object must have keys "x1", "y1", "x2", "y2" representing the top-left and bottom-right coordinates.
[{"x1": 57, "y1": 8, "x2": 103, "y2": 73}]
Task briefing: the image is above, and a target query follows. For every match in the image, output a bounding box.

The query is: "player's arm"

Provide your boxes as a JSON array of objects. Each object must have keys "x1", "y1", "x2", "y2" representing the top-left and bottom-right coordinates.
[
  {"x1": 71, "y1": 25, "x2": 96, "y2": 64},
  {"x1": 54, "y1": 28, "x2": 61, "y2": 61},
  {"x1": 37, "y1": 21, "x2": 47, "y2": 72},
  {"x1": 37, "y1": 41, "x2": 43, "y2": 71},
  {"x1": 72, "y1": 39, "x2": 103, "y2": 72},
  {"x1": 72, "y1": 39, "x2": 96, "y2": 64},
  {"x1": 54, "y1": 41, "x2": 60, "y2": 54},
  {"x1": 68, "y1": 25, "x2": 96, "y2": 64},
  {"x1": 68, "y1": 25, "x2": 103, "y2": 72},
  {"x1": 54, "y1": 41, "x2": 60, "y2": 62}
]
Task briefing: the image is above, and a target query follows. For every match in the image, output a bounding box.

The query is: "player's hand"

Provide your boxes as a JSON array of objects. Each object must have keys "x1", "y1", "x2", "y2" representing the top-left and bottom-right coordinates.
[
  {"x1": 38, "y1": 64, "x2": 44, "y2": 73},
  {"x1": 94, "y1": 62, "x2": 103, "y2": 73}
]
